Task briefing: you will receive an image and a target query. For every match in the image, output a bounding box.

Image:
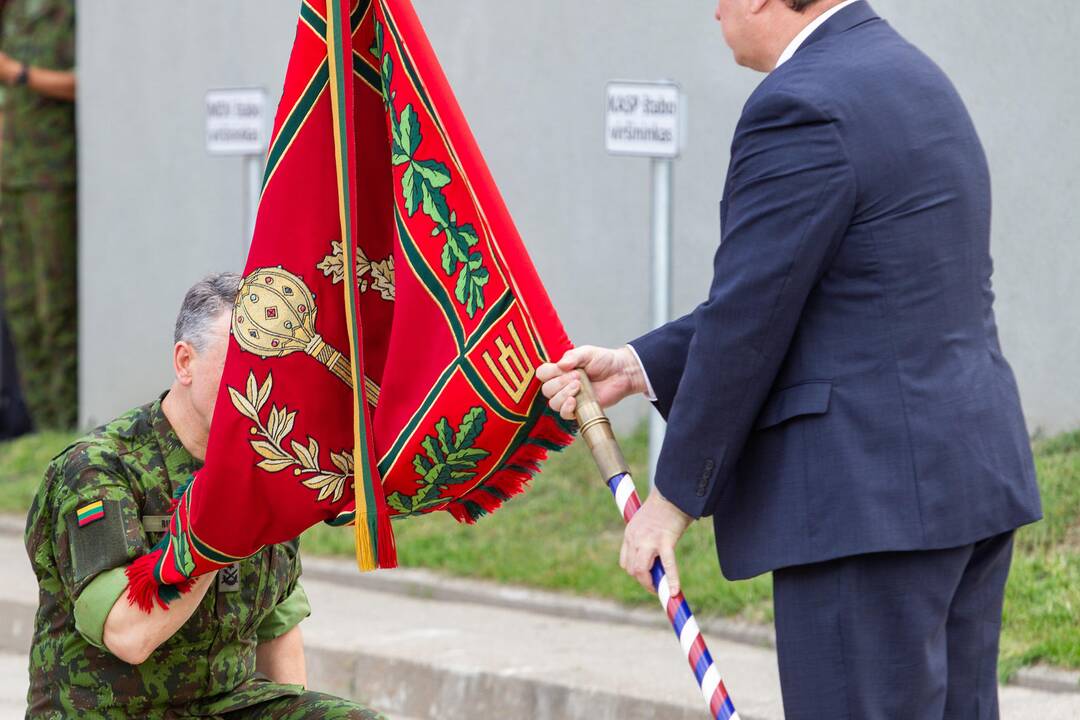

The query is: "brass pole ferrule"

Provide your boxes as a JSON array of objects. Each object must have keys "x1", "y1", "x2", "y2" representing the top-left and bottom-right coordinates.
[{"x1": 572, "y1": 370, "x2": 630, "y2": 481}]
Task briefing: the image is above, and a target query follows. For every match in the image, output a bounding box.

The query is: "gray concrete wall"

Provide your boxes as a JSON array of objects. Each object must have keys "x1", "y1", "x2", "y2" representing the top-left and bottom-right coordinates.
[
  {"x1": 78, "y1": 1, "x2": 1080, "y2": 435},
  {"x1": 76, "y1": 1, "x2": 299, "y2": 428}
]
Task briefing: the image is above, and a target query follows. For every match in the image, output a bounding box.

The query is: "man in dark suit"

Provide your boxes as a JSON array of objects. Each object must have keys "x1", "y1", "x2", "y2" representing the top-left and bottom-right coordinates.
[{"x1": 538, "y1": 0, "x2": 1042, "y2": 716}]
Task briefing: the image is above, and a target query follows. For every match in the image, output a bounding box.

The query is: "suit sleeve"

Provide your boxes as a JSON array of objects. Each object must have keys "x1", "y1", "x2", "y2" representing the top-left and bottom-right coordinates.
[
  {"x1": 655, "y1": 90, "x2": 856, "y2": 518},
  {"x1": 629, "y1": 312, "x2": 695, "y2": 419}
]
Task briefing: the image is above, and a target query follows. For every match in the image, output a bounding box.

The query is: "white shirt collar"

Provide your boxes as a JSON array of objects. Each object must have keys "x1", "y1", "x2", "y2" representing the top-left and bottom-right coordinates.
[{"x1": 774, "y1": 0, "x2": 861, "y2": 70}]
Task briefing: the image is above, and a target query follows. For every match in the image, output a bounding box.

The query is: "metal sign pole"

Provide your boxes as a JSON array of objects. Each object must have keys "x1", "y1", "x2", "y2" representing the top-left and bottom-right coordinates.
[
  {"x1": 205, "y1": 87, "x2": 269, "y2": 253},
  {"x1": 245, "y1": 155, "x2": 263, "y2": 249},
  {"x1": 604, "y1": 80, "x2": 681, "y2": 488},
  {"x1": 649, "y1": 157, "x2": 673, "y2": 487}
]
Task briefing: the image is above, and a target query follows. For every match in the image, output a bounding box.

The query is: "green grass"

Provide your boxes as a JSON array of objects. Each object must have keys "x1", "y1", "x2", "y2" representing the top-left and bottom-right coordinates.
[
  {"x1": 998, "y1": 430, "x2": 1080, "y2": 679},
  {"x1": 3, "y1": 425, "x2": 1078, "y2": 678},
  {"x1": 0, "y1": 431, "x2": 73, "y2": 514},
  {"x1": 305, "y1": 425, "x2": 774, "y2": 622}
]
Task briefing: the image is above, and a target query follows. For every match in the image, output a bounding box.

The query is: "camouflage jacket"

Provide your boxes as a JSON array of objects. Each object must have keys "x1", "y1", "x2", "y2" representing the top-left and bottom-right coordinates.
[
  {"x1": 1, "y1": 0, "x2": 76, "y2": 188},
  {"x1": 24, "y1": 395, "x2": 311, "y2": 719}
]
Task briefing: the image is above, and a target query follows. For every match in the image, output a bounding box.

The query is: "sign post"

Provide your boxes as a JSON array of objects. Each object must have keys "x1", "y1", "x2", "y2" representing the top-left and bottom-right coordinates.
[
  {"x1": 205, "y1": 88, "x2": 269, "y2": 251},
  {"x1": 605, "y1": 81, "x2": 684, "y2": 487}
]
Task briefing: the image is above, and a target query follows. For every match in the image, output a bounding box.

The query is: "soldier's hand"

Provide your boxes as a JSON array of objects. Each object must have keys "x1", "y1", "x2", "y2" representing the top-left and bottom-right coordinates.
[{"x1": 536, "y1": 345, "x2": 647, "y2": 421}]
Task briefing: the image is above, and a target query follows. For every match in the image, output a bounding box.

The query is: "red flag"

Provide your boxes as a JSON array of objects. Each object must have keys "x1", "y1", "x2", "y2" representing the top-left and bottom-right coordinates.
[{"x1": 127, "y1": 0, "x2": 575, "y2": 610}]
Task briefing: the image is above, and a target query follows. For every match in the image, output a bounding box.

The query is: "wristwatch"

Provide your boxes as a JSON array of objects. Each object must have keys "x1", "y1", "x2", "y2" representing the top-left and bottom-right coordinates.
[{"x1": 14, "y1": 63, "x2": 29, "y2": 87}]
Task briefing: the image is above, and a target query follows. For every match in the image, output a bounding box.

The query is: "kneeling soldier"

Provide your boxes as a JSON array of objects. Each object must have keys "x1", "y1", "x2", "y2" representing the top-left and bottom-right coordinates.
[{"x1": 24, "y1": 273, "x2": 385, "y2": 719}]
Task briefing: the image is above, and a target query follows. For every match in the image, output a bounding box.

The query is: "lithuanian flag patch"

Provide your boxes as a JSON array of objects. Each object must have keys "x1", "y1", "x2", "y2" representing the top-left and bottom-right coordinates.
[{"x1": 76, "y1": 500, "x2": 106, "y2": 528}]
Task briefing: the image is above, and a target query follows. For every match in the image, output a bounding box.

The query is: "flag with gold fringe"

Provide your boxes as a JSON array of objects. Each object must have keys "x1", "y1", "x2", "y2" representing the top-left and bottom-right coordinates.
[{"x1": 126, "y1": 0, "x2": 576, "y2": 610}]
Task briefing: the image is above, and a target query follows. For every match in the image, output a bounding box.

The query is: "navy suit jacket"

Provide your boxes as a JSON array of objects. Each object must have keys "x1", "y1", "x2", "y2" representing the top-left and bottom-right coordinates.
[{"x1": 631, "y1": 2, "x2": 1041, "y2": 581}]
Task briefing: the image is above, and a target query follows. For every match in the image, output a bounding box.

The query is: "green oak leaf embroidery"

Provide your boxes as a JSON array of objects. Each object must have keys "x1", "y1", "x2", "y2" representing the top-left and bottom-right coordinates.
[
  {"x1": 393, "y1": 106, "x2": 453, "y2": 223},
  {"x1": 369, "y1": 19, "x2": 382, "y2": 60},
  {"x1": 440, "y1": 212, "x2": 489, "y2": 316},
  {"x1": 377, "y1": 28, "x2": 395, "y2": 113},
  {"x1": 376, "y1": 18, "x2": 489, "y2": 318},
  {"x1": 385, "y1": 407, "x2": 490, "y2": 515}
]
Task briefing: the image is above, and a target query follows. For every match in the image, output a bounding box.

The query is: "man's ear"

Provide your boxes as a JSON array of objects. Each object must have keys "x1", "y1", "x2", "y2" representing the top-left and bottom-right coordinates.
[
  {"x1": 748, "y1": 0, "x2": 770, "y2": 13},
  {"x1": 174, "y1": 341, "x2": 196, "y2": 387}
]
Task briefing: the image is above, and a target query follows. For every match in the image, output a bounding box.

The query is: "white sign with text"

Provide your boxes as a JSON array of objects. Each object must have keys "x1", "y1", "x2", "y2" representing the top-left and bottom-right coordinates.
[
  {"x1": 205, "y1": 88, "x2": 269, "y2": 156},
  {"x1": 605, "y1": 81, "x2": 683, "y2": 158}
]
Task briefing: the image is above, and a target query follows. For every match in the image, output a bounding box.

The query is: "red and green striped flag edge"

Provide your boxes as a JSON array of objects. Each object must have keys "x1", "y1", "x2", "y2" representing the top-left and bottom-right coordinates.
[{"x1": 124, "y1": 0, "x2": 576, "y2": 611}]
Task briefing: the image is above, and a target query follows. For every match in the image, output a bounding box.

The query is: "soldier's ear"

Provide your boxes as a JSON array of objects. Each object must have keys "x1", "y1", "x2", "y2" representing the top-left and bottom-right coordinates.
[{"x1": 173, "y1": 341, "x2": 196, "y2": 386}]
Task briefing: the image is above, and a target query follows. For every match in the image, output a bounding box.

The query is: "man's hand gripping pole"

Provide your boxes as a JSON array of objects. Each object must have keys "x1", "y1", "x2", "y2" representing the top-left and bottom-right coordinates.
[{"x1": 572, "y1": 371, "x2": 741, "y2": 720}]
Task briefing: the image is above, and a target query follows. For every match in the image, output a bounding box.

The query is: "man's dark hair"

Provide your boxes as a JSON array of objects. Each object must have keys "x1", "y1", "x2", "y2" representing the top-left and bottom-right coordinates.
[
  {"x1": 785, "y1": 0, "x2": 824, "y2": 11},
  {"x1": 174, "y1": 272, "x2": 240, "y2": 350}
]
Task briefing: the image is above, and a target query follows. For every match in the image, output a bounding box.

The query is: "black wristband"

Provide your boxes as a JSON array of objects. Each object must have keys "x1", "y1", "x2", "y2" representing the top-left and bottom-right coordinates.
[{"x1": 15, "y1": 63, "x2": 29, "y2": 87}]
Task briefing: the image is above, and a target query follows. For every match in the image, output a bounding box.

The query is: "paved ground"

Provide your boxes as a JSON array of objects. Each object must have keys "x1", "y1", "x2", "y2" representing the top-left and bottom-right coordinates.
[
  {"x1": 0, "y1": 653, "x2": 28, "y2": 719},
  {"x1": 1, "y1": 526, "x2": 1077, "y2": 719},
  {"x1": 0, "y1": 649, "x2": 421, "y2": 720}
]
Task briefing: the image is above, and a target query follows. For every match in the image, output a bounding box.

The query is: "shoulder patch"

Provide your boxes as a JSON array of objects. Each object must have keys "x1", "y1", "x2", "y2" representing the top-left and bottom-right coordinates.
[
  {"x1": 76, "y1": 500, "x2": 106, "y2": 527},
  {"x1": 66, "y1": 499, "x2": 134, "y2": 586}
]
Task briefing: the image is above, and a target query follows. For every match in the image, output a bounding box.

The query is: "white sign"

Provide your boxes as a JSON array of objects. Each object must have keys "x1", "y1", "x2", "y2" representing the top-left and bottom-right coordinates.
[
  {"x1": 205, "y1": 88, "x2": 269, "y2": 156},
  {"x1": 605, "y1": 81, "x2": 683, "y2": 158}
]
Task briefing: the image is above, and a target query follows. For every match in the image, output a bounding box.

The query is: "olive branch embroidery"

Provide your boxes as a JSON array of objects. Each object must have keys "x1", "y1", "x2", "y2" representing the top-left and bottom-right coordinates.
[
  {"x1": 229, "y1": 371, "x2": 354, "y2": 503},
  {"x1": 385, "y1": 407, "x2": 490, "y2": 515},
  {"x1": 317, "y1": 239, "x2": 395, "y2": 301},
  {"x1": 374, "y1": 20, "x2": 490, "y2": 318}
]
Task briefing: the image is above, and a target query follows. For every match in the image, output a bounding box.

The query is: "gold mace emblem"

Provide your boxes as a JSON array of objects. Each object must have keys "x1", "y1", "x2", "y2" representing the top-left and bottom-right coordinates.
[{"x1": 233, "y1": 267, "x2": 354, "y2": 388}]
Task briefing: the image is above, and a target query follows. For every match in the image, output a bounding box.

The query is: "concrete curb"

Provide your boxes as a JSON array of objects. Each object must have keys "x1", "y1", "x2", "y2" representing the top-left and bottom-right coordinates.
[
  {"x1": 1012, "y1": 666, "x2": 1080, "y2": 695},
  {"x1": 301, "y1": 555, "x2": 776, "y2": 649},
  {"x1": 305, "y1": 643, "x2": 722, "y2": 720}
]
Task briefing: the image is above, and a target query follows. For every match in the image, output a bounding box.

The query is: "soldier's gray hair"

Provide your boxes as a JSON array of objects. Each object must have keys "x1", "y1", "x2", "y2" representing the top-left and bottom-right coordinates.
[{"x1": 174, "y1": 273, "x2": 240, "y2": 351}]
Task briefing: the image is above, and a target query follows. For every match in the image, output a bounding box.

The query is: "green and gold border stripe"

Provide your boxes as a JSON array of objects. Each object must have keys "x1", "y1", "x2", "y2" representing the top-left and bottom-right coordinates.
[
  {"x1": 302, "y1": 0, "x2": 369, "y2": 36},
  {"x1": 309, "y1": 0, "x2": 380, "y2": 95},
  {"x1": 395, "y1": 208, "x2": 465, "y2": 348},
  {"x1": 262, "y1": 59, "x2": 330, "y2": 193},
  {"x1": 300, "y1": 1, "x2": 327, "y2": 38},
  {"x1": 380, "y1": 7, "x2": 438, "y2": 134},
  {"x1": 353, "y1": 53, "x2": 381, "y2": 94},
  {"x1": 376, "y1": 289, "x2": 524, "y2": 476},
  {"x1": 379, "y1": 4, "x2": 526, "y2": 346},
  {"x1": 379, "y1": 2, "x2": 550, "y2": 359},
  {"x1": 327, "y1": 0, "x2": 383, "y2": 569},
  {"x1": 351, "y1": 0, "x2": 372, "y2": 33},
  {"x1": 325, "y1": 508, "x2": 357, "y2": 527},
  {"x1": 188, "y1": 527, "x2": 252, "y2": 565}
]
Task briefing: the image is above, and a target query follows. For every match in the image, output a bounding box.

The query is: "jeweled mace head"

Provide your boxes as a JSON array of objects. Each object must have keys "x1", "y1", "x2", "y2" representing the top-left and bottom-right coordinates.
[{"x1": 232, "y1": 267, "x2": 318, "y2": 358}]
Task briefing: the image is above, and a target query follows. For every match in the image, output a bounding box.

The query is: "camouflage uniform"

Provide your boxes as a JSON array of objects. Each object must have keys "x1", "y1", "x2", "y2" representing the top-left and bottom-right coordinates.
[
  {"x1": 24, "y1": 395, "x2": 385, "y2": 719},
  {"x1": 0, "y1": 0, "x2": 78, "y2": 429}
]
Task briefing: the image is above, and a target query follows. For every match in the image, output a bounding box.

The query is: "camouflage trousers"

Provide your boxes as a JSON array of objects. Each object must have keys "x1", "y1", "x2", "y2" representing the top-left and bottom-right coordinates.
[
  {"x1": 0, "y1": 186, "x2": 78, "y2": 429},
  {"x1": 220, "y1": 690, "x2": 387, "y2": 720}
]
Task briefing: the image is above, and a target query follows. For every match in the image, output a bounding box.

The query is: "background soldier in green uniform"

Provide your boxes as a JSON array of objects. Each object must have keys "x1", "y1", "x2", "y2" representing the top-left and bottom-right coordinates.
[
  {"x1": 0, "y1": 0, "x2": 78, "y2": 429},
  {"x1": 24, "y1": 273, "x2": 385, "y2": 719}
]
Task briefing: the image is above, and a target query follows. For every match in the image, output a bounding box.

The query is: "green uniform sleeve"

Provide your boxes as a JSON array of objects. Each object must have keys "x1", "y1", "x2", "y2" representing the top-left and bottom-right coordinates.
[
  {"x1": 256, "y1": 582, "x2": 312, "y2": 642},
  {"x1": 73, "y1": 566, "x2": 129, "y2": 649},
  {"x1": 51, "y1": 455, "x2": 148, "y2": 602}
]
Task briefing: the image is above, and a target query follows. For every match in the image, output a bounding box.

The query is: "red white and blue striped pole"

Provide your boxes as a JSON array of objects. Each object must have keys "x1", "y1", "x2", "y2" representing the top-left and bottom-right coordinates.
[{"x1": 575, "y1": 373, "x2": 739, "y2": 720}]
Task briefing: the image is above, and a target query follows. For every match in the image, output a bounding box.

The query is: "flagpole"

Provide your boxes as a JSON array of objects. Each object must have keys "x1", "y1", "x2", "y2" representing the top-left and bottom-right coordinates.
[{"x1": 573, "y1": 372, "x2": 740, "y2": 720}]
